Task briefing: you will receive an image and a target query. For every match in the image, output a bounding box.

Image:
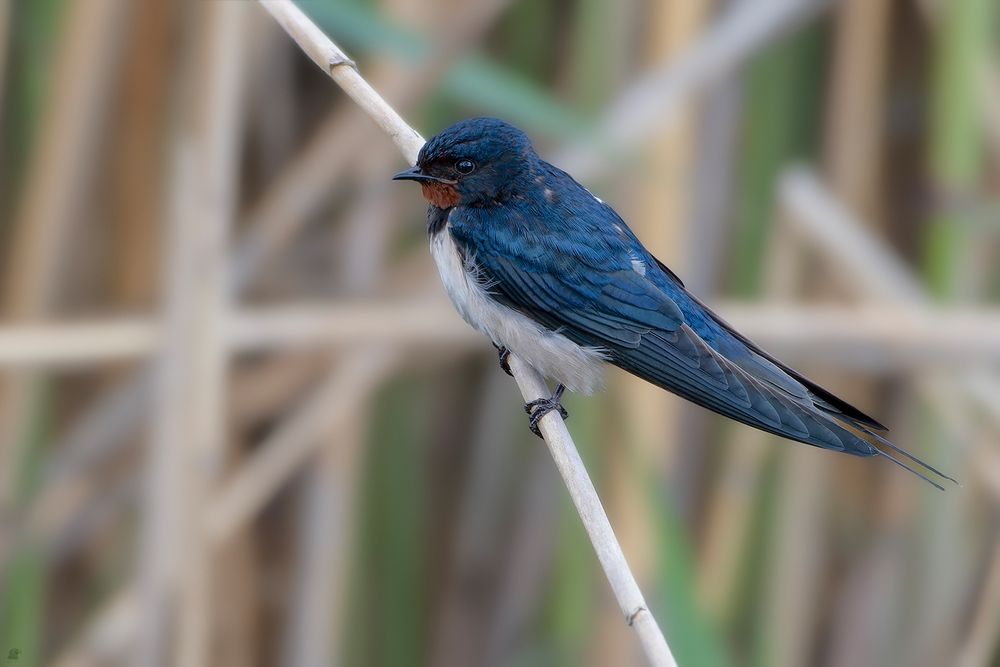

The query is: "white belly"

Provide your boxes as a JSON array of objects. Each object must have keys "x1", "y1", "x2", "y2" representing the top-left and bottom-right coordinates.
[{"x1": 430, "y1": 226, "x2": 605, "y2": 394}]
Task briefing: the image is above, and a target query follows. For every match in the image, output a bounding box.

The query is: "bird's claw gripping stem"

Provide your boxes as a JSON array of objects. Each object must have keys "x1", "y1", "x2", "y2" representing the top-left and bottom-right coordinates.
[
  {"x1": 494, "y1": 344, "x2": 513, "y2": 377},
  {"x1": 524, "y1": 384, "x2": 568, "y2": 438},
  {"x1": 491, "y1": 345, "x2": 567, "y2": 437}
]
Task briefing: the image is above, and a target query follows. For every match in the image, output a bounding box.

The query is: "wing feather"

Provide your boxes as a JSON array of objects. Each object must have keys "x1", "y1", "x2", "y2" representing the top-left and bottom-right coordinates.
[
  {"x1": 457, "y1": 225, "x2": 872, "y2": 455},
  {"x1": 441, "y1": 185, "x2": 953, "y2": 486}
]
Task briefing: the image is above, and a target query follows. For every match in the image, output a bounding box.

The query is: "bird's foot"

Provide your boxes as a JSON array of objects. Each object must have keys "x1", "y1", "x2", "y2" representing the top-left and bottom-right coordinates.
[
  {"x1": 524, "y1": 384, "x2": 568, "y2": 438},
  {"x1": 493, "y1": 343, "x2": 513, "y2": 377}
]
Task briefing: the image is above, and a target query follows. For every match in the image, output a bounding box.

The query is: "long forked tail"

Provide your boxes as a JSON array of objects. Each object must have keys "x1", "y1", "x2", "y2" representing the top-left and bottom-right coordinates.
[{"x1": 851, "y1": 422, "x2": 958, "y2": 491}]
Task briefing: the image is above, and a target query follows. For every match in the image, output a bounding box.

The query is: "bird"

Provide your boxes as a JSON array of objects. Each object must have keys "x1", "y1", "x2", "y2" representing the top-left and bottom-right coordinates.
[{"x1": 393, "y1": 117, "x2": 954, "y2": 490}]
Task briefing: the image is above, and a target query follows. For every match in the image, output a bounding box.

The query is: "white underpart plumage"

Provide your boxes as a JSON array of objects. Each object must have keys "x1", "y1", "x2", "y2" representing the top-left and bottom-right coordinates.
[{"x1": 430, "y1": 223, "x2": 606, "y2": 394}]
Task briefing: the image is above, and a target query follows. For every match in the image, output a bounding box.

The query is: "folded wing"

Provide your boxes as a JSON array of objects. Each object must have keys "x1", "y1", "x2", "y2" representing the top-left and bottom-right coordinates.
[{"x1": 457, "y1": 231, "x2": 877, "y2": 458}]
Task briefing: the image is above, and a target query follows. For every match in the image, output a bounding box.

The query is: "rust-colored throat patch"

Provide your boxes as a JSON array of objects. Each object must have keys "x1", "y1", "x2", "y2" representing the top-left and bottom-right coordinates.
[{"x1": 420, "y1": 182, "x2": 461, "y2": 208}]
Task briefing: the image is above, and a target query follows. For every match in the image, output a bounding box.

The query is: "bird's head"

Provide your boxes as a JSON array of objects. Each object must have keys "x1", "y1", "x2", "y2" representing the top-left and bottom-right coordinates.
[{"x1": 393, "y1": 117, "x2": 537, "y2": 208}]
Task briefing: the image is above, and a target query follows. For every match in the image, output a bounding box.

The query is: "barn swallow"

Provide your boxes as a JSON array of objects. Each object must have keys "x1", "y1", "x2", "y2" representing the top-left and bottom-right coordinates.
[{"x1": 394, "y1": 117, "x2": 954, "y2": 489}]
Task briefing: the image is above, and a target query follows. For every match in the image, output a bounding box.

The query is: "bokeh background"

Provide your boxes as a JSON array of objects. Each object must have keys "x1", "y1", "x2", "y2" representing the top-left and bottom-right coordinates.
[{"x1": 1, "y1": 0, "x2": 999, "y2": 665}]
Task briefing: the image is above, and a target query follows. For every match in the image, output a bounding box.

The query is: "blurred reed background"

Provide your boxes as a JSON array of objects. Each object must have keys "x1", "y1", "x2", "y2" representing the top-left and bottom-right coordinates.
[{"x1": 1, "y1": 0, "x2": 999, "y2": 665}]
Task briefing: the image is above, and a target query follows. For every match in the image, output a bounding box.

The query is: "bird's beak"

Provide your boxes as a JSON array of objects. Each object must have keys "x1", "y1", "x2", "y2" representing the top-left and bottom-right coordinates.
[{"x1": 392, "y1": 165, "x2": 452, "y2": 184}]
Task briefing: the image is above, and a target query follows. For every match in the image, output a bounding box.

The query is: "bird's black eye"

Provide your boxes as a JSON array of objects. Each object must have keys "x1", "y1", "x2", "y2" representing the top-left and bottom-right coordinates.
[{"x1": 455, "y1": 159, "x2": 476, "y2": 174}]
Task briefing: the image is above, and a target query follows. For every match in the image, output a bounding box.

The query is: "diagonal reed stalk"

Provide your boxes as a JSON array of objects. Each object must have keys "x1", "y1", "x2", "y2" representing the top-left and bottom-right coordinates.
[{"x1": 256, "y1": 0, "x2": 678, "y2": 664}]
